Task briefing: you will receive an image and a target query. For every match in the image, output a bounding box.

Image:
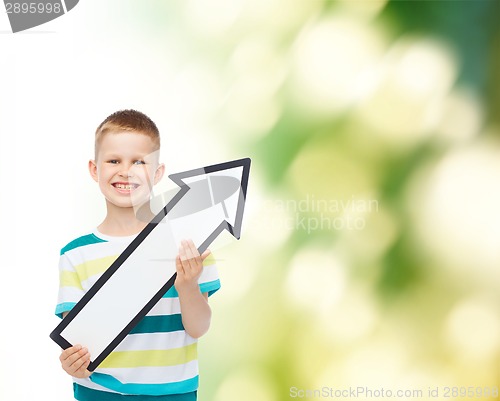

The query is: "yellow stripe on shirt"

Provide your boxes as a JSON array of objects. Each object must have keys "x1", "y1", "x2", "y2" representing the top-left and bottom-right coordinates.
[
  {"x1": 99, "y1": 343, "x2": 198, "y2": 368},
  {"x1": 74, "y1": 255, "x2": 119, "y2": 282},
  {"x1": 59, "y1": 270, "x2": 83, "y2": 290}
]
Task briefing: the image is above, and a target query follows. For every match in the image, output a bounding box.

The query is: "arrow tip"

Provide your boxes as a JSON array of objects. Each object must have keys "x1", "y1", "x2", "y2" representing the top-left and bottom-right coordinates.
[{"x1": 168, "y1": 158, "x2": 251, "y2": 240}]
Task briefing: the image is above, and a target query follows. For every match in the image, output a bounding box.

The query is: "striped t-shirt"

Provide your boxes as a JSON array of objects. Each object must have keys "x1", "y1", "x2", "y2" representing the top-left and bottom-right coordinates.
[{"x1": 55, "y1": 230, "x2": 220, "y2": 400}]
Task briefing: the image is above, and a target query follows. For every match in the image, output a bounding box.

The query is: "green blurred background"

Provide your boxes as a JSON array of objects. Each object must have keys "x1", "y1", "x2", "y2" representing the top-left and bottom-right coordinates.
[{"x1": 165, "y1": 0, "x2": 500, "y2": 399}]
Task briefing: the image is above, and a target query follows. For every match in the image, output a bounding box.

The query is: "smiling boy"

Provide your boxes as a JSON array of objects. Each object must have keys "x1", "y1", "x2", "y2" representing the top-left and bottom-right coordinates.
[{"x1": 55, "y1": 110, "x2": 220, "y2": 401}]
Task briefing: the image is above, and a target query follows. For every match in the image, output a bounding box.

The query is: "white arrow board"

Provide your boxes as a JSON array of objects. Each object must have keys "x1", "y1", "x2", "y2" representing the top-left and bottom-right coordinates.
[{"x1": 50, "y1": 158, "x2": 251, "y2": 371}]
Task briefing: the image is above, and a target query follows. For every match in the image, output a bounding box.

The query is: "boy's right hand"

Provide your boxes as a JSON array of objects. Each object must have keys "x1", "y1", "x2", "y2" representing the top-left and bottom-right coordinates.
[{"x1": 59, "y1": 344, "x2": 92, "y2": 378}]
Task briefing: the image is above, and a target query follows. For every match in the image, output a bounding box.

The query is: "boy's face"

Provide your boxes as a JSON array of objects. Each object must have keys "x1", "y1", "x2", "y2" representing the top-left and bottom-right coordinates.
[{"x1": 89, "y1": 131, "x2": 164, "y2": 210}]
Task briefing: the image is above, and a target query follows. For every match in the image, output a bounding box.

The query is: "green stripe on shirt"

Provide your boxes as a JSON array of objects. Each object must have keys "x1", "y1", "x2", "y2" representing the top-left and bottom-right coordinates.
[
  {"x1": 74, "y1": 383, "x2": 197, "y2": 400},
  {"x1": 130, "y1": 314, "x2": 184, "y2": 334},
  {"x1": 61, "y1": 234, "x2": 107, "y2": 255}
]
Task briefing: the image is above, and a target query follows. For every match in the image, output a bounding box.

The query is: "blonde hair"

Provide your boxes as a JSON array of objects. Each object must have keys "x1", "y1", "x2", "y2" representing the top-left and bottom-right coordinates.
[{"x1": 94, "y1": 109, "x2": 160, "y2": 158}]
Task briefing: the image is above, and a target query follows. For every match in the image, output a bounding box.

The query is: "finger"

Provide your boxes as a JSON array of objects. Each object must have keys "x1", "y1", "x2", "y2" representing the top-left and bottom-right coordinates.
[
  {"x1": 185, "y1": 239, "x2": 201, "y2": 270},
  {"x1": 175, "y1": 254, "x2": 184, "y2": 276},
  {"x1": 67, "y1": 347, "x2": 89, "y2": 370},
  {"x1": 73, "y1": 358, "x2": 91, "y2": 378},
  {"x1": 60, "y1": 345, "x2": 81, "y2": 362},
  {"x1": 188, "y1": 239, "x2": 201, "y2": 259},
  {"x1": 75, "y1": 356, "x2": 91, "y2": 377},
  {"x1": 70, "y1": 351, "x2": 90, "y2": 373},
  {"x1": 182, "y1": 239, "x2": 194, "y2": 257},
  {"x1": 62, "y1": 346, "x2": 86, "y2": 366},
  {"x1": 179, "y1": 241, "x2": 188, "y2": 263},
  {"x1": 201, "y1": 249, "x2": 211, "y2": 261},
  {"x1": 180, "y1": 240, "x2": 195, "y2": 272}
]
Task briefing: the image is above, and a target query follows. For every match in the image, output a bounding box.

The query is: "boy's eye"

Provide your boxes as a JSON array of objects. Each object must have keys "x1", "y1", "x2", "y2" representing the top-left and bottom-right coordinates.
[
  {"x1": 133, "y1": 160, "x2": 146, "y2": 165},
  {"x1": 108, "y1": 160, "x2": 119, "y2": 164}
]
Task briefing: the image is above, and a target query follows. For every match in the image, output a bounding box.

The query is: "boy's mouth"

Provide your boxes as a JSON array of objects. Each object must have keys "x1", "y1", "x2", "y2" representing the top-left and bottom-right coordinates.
[{"x1": 112, "y1": 182, "x2": 140, "y2": 190}]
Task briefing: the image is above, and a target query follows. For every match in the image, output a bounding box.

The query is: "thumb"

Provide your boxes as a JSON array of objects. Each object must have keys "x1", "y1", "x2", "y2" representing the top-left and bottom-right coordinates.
[{"x1": 201, "y1": 249, "x2": 211, "y2": 261}]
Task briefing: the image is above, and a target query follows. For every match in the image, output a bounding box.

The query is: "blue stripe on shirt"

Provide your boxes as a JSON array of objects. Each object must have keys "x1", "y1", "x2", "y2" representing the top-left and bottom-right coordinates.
[
  {"x1": 55, "y1": 302, "x2": 77, "y2": 319},
  {"x1": 61, "y1": 234, "x2": 107, "y2": 255},
  {"x1": 162, "y1": 279, "x2": 221, "y2": 298},
  {"x1": 89, "y1": 373, "x2": 199, "y2": 396},
  {"x1": 130, "y1": 314, "x2": 184, "y2": 334}
]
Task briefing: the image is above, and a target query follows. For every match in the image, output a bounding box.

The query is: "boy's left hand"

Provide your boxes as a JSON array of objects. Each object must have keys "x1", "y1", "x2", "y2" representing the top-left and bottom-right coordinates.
[{"x1": 175, "y1": 239, "x2": 210, "y2": 293}]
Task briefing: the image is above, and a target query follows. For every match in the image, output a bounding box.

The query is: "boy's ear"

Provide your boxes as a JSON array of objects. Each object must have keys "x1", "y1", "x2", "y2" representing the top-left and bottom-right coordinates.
[
  {"x1": 154, "y1": 163, "x2": 165, "y2": 185},
  {"x1": 89, "y1": 160, "x2": 99, "y2": 182}
]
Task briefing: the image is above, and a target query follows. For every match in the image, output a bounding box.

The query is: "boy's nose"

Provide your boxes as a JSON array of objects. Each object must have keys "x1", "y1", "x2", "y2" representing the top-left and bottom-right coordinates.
[{"x1": 119, "y1": 168, "x2": 133, "y2": 178}]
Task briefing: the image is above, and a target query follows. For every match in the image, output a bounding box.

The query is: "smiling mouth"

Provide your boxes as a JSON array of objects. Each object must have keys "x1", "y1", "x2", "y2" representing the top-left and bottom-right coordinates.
[{"x1": 112, "y1": 183, "x2": 140, "y2": 190}]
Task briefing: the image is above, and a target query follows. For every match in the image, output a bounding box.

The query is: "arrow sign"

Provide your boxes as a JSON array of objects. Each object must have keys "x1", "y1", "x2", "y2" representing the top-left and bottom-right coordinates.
[{"x1": 50, "y1": 158, "x2": 251, "y2": 371}]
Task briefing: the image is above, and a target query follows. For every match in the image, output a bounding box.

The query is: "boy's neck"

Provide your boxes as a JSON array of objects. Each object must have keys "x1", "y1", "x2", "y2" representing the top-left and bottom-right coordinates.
[{"x1": 98, "y1": 202, "x2": 155, "y2": 237}]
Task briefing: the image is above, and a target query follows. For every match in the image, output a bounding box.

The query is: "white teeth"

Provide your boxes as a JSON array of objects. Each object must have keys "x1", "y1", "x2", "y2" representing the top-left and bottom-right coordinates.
[{"x1": 115, "y1": 184, "x2": 136, "y2": 190}]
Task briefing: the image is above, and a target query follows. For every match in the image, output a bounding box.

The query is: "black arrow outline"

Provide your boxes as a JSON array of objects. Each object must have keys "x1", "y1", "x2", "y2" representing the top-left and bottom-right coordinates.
[{"x1": 50, "y1": 157, "x2": 251, "y2": 371}]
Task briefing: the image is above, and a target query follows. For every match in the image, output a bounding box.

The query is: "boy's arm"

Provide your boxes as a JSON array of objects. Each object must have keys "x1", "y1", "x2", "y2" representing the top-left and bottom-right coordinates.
[{"x1": 175, "y1": 240, "x2": 212, "y2": 338}]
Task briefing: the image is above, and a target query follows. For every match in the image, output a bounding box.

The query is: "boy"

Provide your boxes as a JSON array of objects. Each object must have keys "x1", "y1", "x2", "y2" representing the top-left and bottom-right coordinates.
[{"x1": 55, "y1": 109, "x2": 220, "y2": 401}]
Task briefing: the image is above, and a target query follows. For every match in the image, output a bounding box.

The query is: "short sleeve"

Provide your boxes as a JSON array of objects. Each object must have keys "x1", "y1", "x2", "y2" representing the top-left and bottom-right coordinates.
[
  {"x1": 55, "y1": 252, "x2": 85, "y2": 319},
  {"x1": 198, "y1": 253, "x2": 220, "y2": 297}
]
